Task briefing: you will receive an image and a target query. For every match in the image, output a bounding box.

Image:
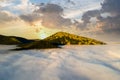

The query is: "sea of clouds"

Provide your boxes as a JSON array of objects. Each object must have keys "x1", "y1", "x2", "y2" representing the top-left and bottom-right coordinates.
[{"x1": 0, "y1": 45, "x2": 120, "y2": 80}]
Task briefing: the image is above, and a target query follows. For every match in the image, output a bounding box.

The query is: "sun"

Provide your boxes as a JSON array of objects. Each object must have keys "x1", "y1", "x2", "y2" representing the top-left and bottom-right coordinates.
[
  {"x1": 36, "y1": 25, "x2": 60, "y2": 39},
  {"x1": 39, "y1": 30, "x2": 47, "y2": 39}
]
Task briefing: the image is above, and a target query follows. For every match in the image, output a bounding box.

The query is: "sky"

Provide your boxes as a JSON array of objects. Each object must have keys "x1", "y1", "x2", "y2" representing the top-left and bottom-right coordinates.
[{"x1": 0, "y1": 0, "x2": 120, "y2": 42}]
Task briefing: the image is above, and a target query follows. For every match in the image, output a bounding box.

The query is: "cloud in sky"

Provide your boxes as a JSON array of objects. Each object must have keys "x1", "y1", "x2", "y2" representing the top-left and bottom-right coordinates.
[
  {"x1": 2, "y1": 0, "x2": 102, "y2": 27},
  {"x1": 0, "y1": 10, "x2": 17, "y2": 24},
  {"x1": 20, "y1": 4, "x2": 73, "y2": 29},
  {"x1": 101, "y1": 0, "x2": 120, "y2": 15},
  {"x1": 0, "y1": 0, "x2": 120, "y2": 41},
  {"x1": 48, "y1": 0, "x2": 103, "y2": 19},
  {"x1": 13, "y1": 0, "x2": 36, "y2": 14},
  {"x1": 35, "y1": 4, "x2": 73, "y2": 28},
  {"x1": 81, "y1": 0, "x2": 120, "y2": 36},
  {"x1": 19, "y1": 13, "x2": 42, "y2": 25}
]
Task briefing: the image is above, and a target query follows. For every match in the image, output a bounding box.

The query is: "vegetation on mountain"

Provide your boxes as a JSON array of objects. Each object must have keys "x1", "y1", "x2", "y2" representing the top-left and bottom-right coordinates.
[
  {"x1": 16, "y1": 32, "x2": 106, "y2": 50},
  {"x1": 0, "y1": 32, "x2": 106, "y2": 50},
  {"x1": 44, "y1": 32, "x2": 106, "y2": 45}
]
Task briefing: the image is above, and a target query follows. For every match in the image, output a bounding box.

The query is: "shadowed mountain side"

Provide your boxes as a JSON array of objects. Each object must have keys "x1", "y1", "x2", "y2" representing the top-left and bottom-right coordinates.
[
  {"x1": 0, "y1": 32, "x2": 106, "y2": 50},
  {"x1": 15, "y1": 40, "x2": 60, "y2": 50},
  {"x1": 0, "y1": 35, "x2": 34, "y2": 45},
  {"x1": 15, "y1": 32, "x2": 106, "y2": 50}
]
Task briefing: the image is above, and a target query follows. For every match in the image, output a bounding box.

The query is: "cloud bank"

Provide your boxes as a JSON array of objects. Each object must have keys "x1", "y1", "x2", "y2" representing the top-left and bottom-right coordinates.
[{"x1": 0, "y1": 45, "x2": 120, "y2": 80}]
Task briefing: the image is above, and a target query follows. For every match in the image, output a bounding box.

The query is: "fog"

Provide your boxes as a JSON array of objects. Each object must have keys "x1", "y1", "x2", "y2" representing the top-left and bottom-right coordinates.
[{"x1": 0, "y1": 45, "x2": 120, "y2": 80}]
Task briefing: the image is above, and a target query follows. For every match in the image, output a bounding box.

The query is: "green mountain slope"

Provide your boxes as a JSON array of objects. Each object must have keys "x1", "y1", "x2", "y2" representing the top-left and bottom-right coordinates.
[
  {"x1": 44, "y1": 32, "x2": 106, "y2": 45},
  {"x1": 17, "y1": 32, "x2": 106, "y2": 50}
]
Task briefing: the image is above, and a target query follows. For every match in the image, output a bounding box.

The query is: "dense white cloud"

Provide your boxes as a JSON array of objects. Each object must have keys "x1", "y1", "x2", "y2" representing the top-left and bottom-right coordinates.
[{"x1": 0, "y1": 45, "x2": 120, "y2": 80}]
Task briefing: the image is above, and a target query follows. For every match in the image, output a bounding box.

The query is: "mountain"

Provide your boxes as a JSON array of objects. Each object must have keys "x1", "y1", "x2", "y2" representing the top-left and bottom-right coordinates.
[
  {"x1": 0, "y1": 35, "x2": 34, "y2": 45},
  {"x1": 16, "y1": 32, "x2": 106, "y2": 50},
  {"x1": 44, "y1": 32, "x2": 106, "y2": 45}
]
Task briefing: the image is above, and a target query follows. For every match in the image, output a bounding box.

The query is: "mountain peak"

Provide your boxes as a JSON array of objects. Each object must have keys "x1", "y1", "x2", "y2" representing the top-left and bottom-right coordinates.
[
  {"x1": 44, "y1": 31, "x2": 106, "y2": 45},
  {"x1": 51, "y1": 31, "x2": 77, "y2": 36}
]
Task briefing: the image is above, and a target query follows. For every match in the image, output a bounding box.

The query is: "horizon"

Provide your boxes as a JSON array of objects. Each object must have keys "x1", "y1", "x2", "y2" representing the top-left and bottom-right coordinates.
[{"x1": 0, "y1": 0, "x2": 120, "y2": 42}]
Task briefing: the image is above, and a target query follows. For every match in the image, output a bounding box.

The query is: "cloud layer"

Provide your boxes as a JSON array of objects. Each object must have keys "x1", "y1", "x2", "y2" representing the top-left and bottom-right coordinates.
[{"x1": 0, "y1": 45, "x2": 120, "y2": 80}]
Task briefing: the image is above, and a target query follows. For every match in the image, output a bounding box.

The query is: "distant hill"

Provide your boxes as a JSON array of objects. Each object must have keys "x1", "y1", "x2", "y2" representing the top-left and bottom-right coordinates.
[
  {"x1": 16, "y1": 32, "x2": 106, "y2": 50},
  {"x1": 0, "y1": 35, "x2": 34, "y2": 45}
]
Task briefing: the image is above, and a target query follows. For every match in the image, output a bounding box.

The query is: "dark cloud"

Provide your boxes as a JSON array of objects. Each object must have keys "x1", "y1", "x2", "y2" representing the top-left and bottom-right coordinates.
[
  {"x1": 81, "y1": 10, "x2": 100, "y2": 29},
  {"x1": 35, "y1": 4, "x2": 72, "y2": 28},
  {"x1": 101, "y1": 0, "x2": 120, "y2": 15},
  {"x1": 20, "y1": 13, "x2": 42, "y2": 25},
  {"x1": 100, "y1": 0, "x2": 120, "y2": 34},
  {"x1": 20, "y1": 4, "x2": 72, "y2": 28},
  {"x1": 99, "y1": 15, "x2": 120, "y2": 34},
  {"x1": 82, "y1": 10, "x2": 100, "y2": 23},
  {"x1": 80, "y1": 0, "x2": 120, "y2": 36},
  {"x1": 35, "y1": 4, "x2": 63, "y2": 14}
]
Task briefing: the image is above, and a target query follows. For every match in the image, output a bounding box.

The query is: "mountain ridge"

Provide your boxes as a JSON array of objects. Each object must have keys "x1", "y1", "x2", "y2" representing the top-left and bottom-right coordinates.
[
  {"x1": 16, "y1": 32, "x2": 106, "y2": 50},
  {"x1": 44, "y1": 32, "x2": 106, "y2": 45},
  {"x1": 0, "y1": 32, "x2": 106, "y2": 50},
  {"x1": 0, "y1": 35, "x2": 34, "y2": 45}
]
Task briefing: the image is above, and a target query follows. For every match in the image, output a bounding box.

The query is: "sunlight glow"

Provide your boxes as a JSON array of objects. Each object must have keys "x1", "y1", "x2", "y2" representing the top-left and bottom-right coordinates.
[
  {"x1": 36, "y1": 25, "x2": 60, "y2": 39},
  {"x1": 39, "y1": 30, "x2": 47, "y2": 39},
  {"x1": 34, "y1": 21, "x2": 61, "y2": 39}
]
